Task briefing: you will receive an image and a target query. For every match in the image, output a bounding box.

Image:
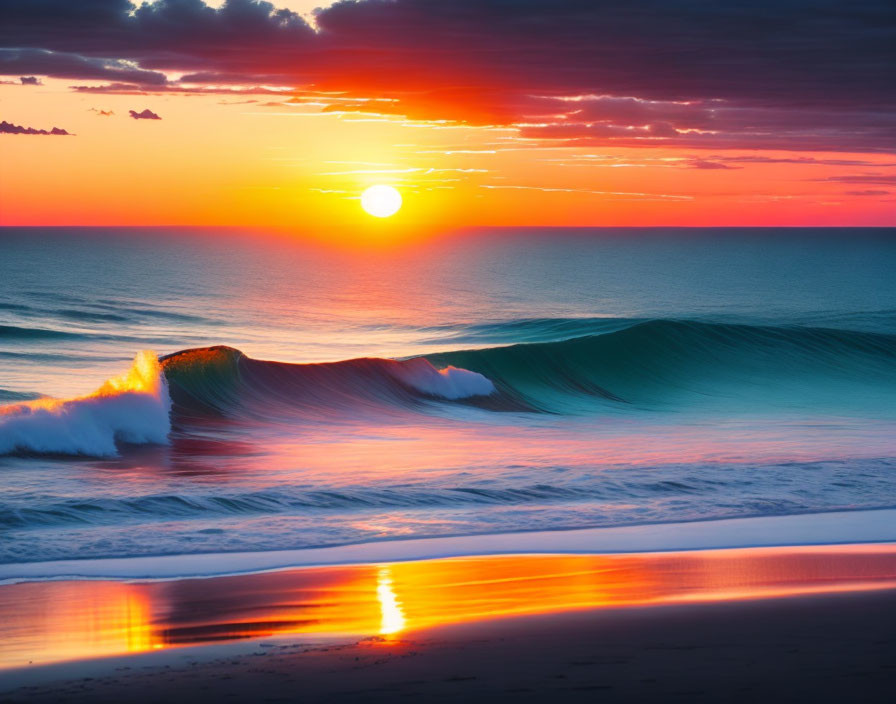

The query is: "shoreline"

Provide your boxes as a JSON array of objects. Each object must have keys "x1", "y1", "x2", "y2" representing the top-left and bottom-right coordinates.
[{"x1": 4, "y1": 507, "x2": 896, "y2": 584}]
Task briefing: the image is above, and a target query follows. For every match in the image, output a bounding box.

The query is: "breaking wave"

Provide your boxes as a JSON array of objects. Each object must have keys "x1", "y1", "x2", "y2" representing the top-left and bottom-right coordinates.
[
  {"x1": 2, "y1": 319, "x2": 895, "y2": 456},
  {"x1": 0, "y1": 351, "x2": 171, "y2": 457}
]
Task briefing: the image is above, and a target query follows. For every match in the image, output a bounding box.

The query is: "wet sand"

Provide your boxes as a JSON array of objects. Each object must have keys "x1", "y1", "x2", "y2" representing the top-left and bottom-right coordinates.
[
  {"x1": 2, "y1": 589, "x2": 896, "y2": 703},
  {"x1": 3, "y1": 544, "x2": 896, "y2": 702}
]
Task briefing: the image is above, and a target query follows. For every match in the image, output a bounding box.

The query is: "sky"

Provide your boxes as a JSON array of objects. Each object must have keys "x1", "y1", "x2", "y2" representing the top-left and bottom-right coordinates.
[{"x1": 1, "y1": 0, "x2": 894, "y2": 231}]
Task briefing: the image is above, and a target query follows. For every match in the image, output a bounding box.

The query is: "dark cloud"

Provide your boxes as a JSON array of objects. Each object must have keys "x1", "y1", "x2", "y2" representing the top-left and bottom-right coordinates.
[
  {"x1": 0, "y1": 1, "x2": 894, "y2": 151},
  {"x1": 71, "y1": 82, "x2": 151, "y2": 94},
  {"x1": 816, "y1": 173, "x2": 896, "y2": 185},
  {"x1": 71, "y1": 82, "x2": 289, "y2": 96},
  {"x1": 0, "y1": 119, "x2": 70, "y2": 135},
  {"x1": 845, "y1": 189, "x2": 890, "y2": 196},
  {"x1": 89, "y1": 107, "x2": 114, "y2": 116},
  {"x1": 321, "y1": 1, "x2": 894, "y2": 107},
  {"x1": 0, "y1": 1, "x2": 312, "y2": 69},
  {"x1": 178, "y1": 72, "x2": 293, "y2": 85},
  {"x1": 688, "y1": 159, "x2": 741, "y2": 170},
  {"x1": 19, "y1": 75, "x2": 41, "y2": 84},
  {"x1": 709, "y1": 156, "x2": 896, "y2": 166},
  {"x1": 516, "y1": 96, "x2": 896, "y2": 152},
  {"x1": 0, "y1": 48, "x2": 167, "y2": 84},
  {"x1": 129, "y1": 108, "x2": 161, "y2": 120},
  {"x1": 517, "y1": 121, "x2": 895, "y2": 153}
]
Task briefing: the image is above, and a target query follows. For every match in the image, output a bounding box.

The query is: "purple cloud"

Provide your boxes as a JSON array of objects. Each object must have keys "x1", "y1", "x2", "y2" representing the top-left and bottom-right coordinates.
[
  {"x1": 0, "y1": 48, "x2": 167, "y2": 85},
  {"x1": 688, "y1": 159, "x2": 741, "y2": 170},
  {"x1": 0, "y1": 119, "x2": 70, "y2": 135},
  {"x1": 129, "y1": 108, "x2": 161, "y2": 120},
  {"x1": 816, "y1": 174, "x2": 896, "y2": 185}
]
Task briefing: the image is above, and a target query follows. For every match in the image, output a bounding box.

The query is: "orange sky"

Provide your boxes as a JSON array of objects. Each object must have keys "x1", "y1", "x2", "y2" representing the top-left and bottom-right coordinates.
[{"x1": 3, "y1": 78, "x2": 894, "y2": 229}]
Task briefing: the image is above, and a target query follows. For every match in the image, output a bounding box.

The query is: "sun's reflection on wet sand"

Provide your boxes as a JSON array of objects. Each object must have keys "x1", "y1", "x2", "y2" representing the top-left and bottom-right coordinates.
[
  {"x1": 0, "y1": 581, "x2": 162, "y2": 667},
  {"x1": 3, "y1": 544, "x2": 896, "y2": 671},
  {"x1": 376, "y1": 566, "x2": 406, "y2": 636}
]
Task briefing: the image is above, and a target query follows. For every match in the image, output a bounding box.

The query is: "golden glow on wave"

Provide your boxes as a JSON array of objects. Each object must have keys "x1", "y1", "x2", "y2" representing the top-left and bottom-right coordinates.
[
  {"x1": 96, "y1": 350, "x2": 164, "y2": 397},
  {"x1": 3, "y1": 544, "x2": 896, "y2": 670},
  {"x1": 0, "y1": 351, "x2": 162, "y2": 416}
]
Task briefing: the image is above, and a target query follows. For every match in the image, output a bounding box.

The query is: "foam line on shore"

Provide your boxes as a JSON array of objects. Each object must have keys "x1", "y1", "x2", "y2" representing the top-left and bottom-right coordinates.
[{"x1": 2, "y1": 508, "x2": 895, "y2": 584}]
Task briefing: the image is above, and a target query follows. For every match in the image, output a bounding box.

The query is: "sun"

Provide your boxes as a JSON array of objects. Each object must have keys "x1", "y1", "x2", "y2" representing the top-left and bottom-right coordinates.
[{"x1": 361, "y1": 185, "x2": 402, "y2": 218}]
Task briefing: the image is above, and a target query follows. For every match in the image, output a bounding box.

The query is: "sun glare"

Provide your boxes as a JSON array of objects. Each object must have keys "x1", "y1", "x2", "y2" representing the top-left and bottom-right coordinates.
[
  {"x1": 361, "y1": 185, "x2": 402, "y2": 218},
  {"x1": 376, "y1": 567, "x2": 406, "y2": 636}
]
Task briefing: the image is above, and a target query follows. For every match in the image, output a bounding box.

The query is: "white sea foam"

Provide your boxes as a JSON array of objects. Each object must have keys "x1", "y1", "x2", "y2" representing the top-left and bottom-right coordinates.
[
  {"x1": 2, "y1": 509, "x2": 894, "y2": 584},
  {"x1": 392, "y1": 357, "x2": 495, "y2": 399},
  {"x1": 0, "y1": 351, "x2": 171, "y2": 457}
]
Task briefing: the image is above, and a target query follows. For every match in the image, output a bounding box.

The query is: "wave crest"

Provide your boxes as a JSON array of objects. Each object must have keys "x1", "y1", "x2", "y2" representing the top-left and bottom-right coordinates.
[
  {"x1": 0, "y1": 351, "x2": 171, "y2": 457},
  {"x1": 160, "y1": 345, "x2": 496, "y2": 420}
]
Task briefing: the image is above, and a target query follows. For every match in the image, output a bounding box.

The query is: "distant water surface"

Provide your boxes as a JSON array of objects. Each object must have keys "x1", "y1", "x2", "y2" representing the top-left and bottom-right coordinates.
[{"x1": 1, "y1": 228, "x2": 895, "y2": 566}]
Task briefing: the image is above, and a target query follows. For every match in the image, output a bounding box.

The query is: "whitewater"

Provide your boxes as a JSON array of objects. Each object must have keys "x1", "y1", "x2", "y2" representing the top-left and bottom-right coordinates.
[{"x1": 1, "y1": 228, "x2": 895, "y2": 569}]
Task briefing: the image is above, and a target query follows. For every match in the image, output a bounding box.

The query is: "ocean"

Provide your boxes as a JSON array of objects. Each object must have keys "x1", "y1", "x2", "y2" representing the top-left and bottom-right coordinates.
[{"x1": 1, "y1": 227, "x2": 895, "y2": 571}]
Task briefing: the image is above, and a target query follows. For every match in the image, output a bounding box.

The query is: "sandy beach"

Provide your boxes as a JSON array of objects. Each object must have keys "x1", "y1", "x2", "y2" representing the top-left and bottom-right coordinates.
[
  {"x1": 2, "y1": 541, "x2": 896, "y2": 702},
  {"x1": 2, "y1": 588, "x2": 895, "y2": 703}
]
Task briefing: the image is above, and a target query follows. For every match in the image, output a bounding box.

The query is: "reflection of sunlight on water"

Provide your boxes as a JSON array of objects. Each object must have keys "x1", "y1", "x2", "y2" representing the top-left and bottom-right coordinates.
[{"x1": 376, "y1": 566, "x2": 406, "y2": 636}]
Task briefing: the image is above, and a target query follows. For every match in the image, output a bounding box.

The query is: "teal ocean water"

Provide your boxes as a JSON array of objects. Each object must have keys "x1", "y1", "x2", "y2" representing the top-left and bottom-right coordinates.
[{"x1": 1, "y1": 228, "x2": 895, "y2": 568}]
